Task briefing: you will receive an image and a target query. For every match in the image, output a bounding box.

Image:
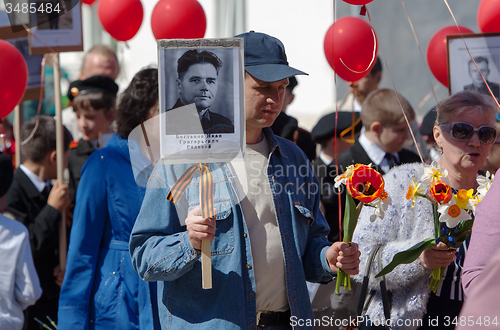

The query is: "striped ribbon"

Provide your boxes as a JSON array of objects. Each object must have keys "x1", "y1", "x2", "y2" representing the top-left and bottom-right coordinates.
[
  {"x1": 339, "y1": 113, "x2": 362, "y2": 144},
  {"x1": 166, "y1": 163, "x2": 215, "y2": 219}
]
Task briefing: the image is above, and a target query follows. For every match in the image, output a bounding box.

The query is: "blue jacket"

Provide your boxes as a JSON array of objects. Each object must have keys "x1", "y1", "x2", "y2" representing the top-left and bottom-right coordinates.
[
  {"x1": 58, "y1": 135, "x2": 159, "y2": 330},
  {"x1": 130, "y1": 128, "x2": 334, "y2": 330}
]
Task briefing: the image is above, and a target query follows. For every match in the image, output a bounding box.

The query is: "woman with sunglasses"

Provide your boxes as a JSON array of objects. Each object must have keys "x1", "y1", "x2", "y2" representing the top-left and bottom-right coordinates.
[{"x1": 351, "y1": 90, "x2": 497, "y2": 330}]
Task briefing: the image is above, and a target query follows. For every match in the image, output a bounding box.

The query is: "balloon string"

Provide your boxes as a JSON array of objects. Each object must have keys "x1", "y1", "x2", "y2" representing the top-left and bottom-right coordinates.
[
  {"x1": 364, "y1": 7, "x2": 425, "y2": 164},
  {"x1": 401, "y1": 0, "x2": 439, "y2": 106},
  {"x1": 12, "y1": 9, "x2": 56, "y2": 147},
  {"x1": 0, "y1": 118, "x2": 6, "y2": 152},
  {"x1": 331, "y1": 0, "x2": 343, "y2": 242},
  {"x1": 382, "y1": 58, "x2": 424, "y2": 163},
  {"x1": 12, "y1": 10, "x2": 56, "y2": 146},
  {"x1": 415, "y1": 83, "x2": 442, "y2": 114},
  {"x1": 20, "y1": 55, "x2": 47, "y2": 146},
  {"x1": 443, "y1": 0, "x2": 500, "y2": 110},
  {"x1": 11, "y1": 11, "x2": 58, "y2": 54}
]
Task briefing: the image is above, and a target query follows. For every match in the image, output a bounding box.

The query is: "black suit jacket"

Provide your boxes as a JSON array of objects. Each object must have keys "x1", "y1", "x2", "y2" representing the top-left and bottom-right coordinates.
[
  {"x1": 323, "y1": 139, "x2": 421, "y2": 241},
  {"x1": 3, "y1": 168, "x2": 62, "y2": 328},
  {"x1": 312, "y1": 157, "x2": 340, "y2": 242},
  {"x1": 167, "y1": 99, "x2": 234, "y2": 134}
]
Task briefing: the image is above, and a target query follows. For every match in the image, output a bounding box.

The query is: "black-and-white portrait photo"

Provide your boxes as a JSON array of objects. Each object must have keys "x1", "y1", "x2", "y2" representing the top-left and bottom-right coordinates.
[
  {"x1": 463, "y1": 56, "x2": 500, "y2": 99},
  {"x1": 167, "y1": 49, "x2": 234, "y2": 135},
  {"x1": 158, "y1": 38, "x2": 244, "y2": 165},
  {"x1": 448, "y1": 33, "x2": 500, "y2": 99}
]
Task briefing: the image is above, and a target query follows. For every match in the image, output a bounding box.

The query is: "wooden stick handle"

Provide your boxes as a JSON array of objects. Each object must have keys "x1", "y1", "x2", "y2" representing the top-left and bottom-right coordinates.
[
  {"x1": 201, "y1": 239, "x2": 212, "y2": 289},
  {"x1": 53, "y1": 53, "x2": 67, "y2": 271}
]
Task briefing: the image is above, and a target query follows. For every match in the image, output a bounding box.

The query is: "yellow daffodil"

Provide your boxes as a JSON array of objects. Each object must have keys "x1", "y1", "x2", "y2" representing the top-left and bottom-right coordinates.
[
  {"x1": 455, "y1": 189, "x2": 473, "y2": 210},
  {"x1": 406, "y1": 177, "x2": 426, "y2": 209}
]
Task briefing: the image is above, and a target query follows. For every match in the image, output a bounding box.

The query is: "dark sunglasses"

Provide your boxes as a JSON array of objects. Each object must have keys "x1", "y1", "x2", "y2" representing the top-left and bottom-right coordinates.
[{"x1": 439, "y1": 122, "x2": 497, "y2": 144}]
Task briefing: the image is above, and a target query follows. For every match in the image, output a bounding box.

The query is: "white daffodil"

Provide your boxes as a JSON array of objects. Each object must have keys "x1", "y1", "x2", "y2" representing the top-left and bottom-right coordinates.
[
  {"x1": 468, "y1": 194, "x2": 483, "y2": 213},
  {"x1": 368, "y1": 195, "x2": 392, "y2": 222},
  {"x1": 476, "y1": 171, "x2": 494, "y2": 198},
  {"x1": 437, "y1": 195, "x2": 472, "y2": 228},
  {"x1": 420, "y1": 161, "x2": 450, "y2": 185}
]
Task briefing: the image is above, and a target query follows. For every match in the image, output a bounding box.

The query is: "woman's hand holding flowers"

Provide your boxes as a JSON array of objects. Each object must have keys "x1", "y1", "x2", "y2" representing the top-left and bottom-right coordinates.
[{"x1": 419, "y1": 242, "x2": 456, "y2": 270}]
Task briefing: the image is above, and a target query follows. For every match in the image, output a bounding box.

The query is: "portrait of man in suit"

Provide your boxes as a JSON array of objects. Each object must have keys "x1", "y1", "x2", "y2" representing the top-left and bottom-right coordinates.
[
  {"x1": 463, "y1": 56, "x2": 500, "y2": 99},
  {"x1": 167, "y1": 49, "x2": 234, "y2": 135}
]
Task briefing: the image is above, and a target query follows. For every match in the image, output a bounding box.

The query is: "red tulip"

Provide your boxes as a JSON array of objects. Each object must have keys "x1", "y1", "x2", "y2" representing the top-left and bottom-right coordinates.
[{"x1": 346, "y1": 164, "x2": 385, "y2": 203}]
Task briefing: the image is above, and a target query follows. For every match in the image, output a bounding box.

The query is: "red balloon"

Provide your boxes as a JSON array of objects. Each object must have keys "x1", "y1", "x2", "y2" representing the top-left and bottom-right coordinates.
[
  {"x1": 426, "y1": 25, "x2": 474, "y2": 87},
  {"x1": 323, "y1": 16, "x2": 378, "y2": 82},
  {"x1": 0, "y1": 40, "x2": 28, "y2": 118},
  {"x1": 81, "y1": 0, "x2": 96, "y2": 5},
  {"x1": 151, "y1": 0, "x2": 206, "y2": 40},
  {"x1": 477, "y1": 0, "x2": 500, "y2": 33},
  {"x1": 98, "y1": 0, "x2": 143, "y2": 42},
  {"x1": 343, "y1": 0, "x2": 373, "y2": 4}
]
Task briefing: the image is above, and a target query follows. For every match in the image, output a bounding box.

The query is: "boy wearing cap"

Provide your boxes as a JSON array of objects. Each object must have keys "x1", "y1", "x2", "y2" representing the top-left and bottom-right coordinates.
[
  {"x1": 130, "y1": 31, "x2": 361, "y2": 330},
  {"x1": 66, "y1": 75, "x2": 118, "y2": 207},
  {"x1": 3, "y1": 116, "x2": 72, "y2": 330}
]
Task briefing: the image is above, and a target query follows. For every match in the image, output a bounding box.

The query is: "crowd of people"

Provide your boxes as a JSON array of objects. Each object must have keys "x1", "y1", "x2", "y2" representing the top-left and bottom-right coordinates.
[{"x1": 1, "y1": 29, "x2": 500, "y2": 330}]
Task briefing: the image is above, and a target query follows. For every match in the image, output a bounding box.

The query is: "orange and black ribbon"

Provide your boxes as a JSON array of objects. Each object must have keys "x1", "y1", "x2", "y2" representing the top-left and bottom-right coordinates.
[
  {"x1": 166, "y1": 163, "x2": 215, "y2": 219},
  {"x1": 339, "y1": 114, "x2": 362, "y2": 144}
]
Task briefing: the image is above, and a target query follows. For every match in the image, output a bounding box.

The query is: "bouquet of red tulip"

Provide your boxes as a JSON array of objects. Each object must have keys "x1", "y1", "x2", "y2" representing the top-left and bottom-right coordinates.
[
  {"x1": 376, "y1": 161, "x2": 492, "y2": 292},
  {"x1": 334, "y1": 164, "x2": 391, "y2": 293}
]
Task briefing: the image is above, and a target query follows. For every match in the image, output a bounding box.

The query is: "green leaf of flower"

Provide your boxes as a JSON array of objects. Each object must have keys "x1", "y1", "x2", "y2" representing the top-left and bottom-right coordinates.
[
  {"x1": 375, "y1": 238, "x2": 436, "y2": 277},
  {"x1": 343, "y1": 193, "x2": 358, "y2": 243}
]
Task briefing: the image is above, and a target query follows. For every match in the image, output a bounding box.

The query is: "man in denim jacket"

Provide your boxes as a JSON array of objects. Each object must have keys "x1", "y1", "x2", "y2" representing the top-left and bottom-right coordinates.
[{"x1": 130, "y1": 31, "x2": 361, "y2": 330}]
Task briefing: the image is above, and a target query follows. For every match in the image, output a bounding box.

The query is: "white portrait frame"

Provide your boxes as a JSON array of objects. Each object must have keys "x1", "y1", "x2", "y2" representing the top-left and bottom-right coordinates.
[
  {"x1": 448, "y1": 32, "x2": 500, "y2": 99},
  {"x1": 28, "y1": 0, "x2": 83, "y2": 55},
  {"x1": 158, "y1": 38, "x2": 245, "y2": 164}
]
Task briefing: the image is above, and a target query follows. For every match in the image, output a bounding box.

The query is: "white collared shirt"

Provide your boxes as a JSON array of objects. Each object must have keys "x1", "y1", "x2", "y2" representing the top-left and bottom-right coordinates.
[
  {"x1": 319, "y1": 151, "x2": 333, "y2": 166},
  {"x1": 0, "y1": 215, "x2": 42, "y2": 330},
  {"x1": 358, "y1": 132, "x2": 399, "y2": 173},
  {"x1": 19, "y1": 165, "x2": 48, "y2": 194}
]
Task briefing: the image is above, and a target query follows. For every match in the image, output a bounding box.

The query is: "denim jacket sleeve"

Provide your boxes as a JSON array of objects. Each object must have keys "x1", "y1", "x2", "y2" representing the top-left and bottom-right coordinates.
[{"x1": 130, "y1": 163, "x2": 202, "y2": 282}]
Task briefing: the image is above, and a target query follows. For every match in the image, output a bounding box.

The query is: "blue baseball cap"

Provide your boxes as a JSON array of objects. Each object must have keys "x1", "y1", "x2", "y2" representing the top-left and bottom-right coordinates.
[{"x1": 235, "y1": 31, "x2": 308, "y2": 82}]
